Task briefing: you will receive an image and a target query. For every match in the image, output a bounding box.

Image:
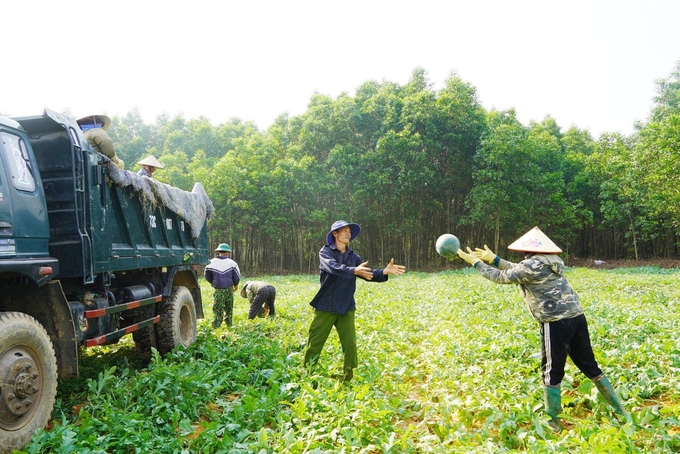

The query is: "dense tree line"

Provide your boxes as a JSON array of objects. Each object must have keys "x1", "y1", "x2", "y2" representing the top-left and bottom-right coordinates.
[{"x1": 106, "y1": 63, "x2": 680, "y2": 274}]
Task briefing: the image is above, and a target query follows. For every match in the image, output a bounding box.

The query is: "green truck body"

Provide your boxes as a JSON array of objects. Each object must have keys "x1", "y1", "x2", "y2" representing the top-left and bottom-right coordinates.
[{"x1": 0, "y1": 109, "x2": 213, "y2": 452}]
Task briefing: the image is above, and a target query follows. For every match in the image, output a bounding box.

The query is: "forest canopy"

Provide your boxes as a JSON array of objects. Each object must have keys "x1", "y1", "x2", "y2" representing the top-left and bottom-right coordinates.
[{"x1": 103, "y1": 64, "x2": 680, "y2": 274}]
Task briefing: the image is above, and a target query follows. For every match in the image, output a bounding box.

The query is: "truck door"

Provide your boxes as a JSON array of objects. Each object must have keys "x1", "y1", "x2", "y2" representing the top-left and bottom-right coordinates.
[
  {"x1": 0, "y1": 129, "x2": 50, "y2": 258},
  {"x1": 0, "y1": 137, "x2": 15, "y2": 257}
]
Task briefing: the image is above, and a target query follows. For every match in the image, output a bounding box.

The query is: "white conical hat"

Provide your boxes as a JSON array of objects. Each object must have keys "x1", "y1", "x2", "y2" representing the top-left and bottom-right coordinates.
[
  {"x1": 508, "y1": 226, "x2": 562, "y2": 253},
  {"x1": 137, "y1": 155, "x2": 164, "y2": 169}
]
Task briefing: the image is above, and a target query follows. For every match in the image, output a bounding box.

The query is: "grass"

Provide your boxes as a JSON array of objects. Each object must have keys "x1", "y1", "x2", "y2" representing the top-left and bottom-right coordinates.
[{"x1": 19, "y1": 267, "x2": 680, "y2": 453}]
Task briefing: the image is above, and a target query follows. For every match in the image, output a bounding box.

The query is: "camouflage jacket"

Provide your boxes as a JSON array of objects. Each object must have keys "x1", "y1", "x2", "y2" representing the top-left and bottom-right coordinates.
[
  {"x1": 240, "y1": 280, "x2": 273, "y2": 302},
  {"x1": 474, "y1": 254, "x2": 584, "y2": 323}
]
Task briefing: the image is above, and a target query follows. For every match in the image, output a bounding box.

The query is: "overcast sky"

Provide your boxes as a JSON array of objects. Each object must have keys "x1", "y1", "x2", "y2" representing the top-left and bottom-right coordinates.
[{"x1": 4, "y1": 0, "x2": 679, "y2": 138}]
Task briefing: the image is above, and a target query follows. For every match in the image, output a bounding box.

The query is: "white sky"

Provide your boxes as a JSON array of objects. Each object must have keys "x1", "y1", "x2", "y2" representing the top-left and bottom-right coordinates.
[{"x1": 4, "y1": 0, "x2": 679, "y2": 138}]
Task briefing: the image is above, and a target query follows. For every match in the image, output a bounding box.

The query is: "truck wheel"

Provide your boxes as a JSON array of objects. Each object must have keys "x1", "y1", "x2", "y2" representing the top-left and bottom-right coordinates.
[
  {"x1": 0, "y1": 312, "x2": 58, "y2": 454},
  {"x1": 157, "y1": 286, "x2": 197, "y2": 355}
]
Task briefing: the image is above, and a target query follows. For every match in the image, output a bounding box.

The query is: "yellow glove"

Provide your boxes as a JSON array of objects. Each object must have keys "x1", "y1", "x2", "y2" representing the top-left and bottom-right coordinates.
[
  {"x1": 474, "y1": 245, "x2": 496, "y2": 263},
  {"x1": 457, "y1": 247, "x2": 480, "y2": 266}
]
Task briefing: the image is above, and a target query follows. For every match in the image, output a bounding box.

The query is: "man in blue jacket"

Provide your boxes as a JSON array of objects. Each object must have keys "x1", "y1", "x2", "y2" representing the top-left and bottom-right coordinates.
[{"x1": 303, "y1": 220, "x2": 406, "y2": 382}]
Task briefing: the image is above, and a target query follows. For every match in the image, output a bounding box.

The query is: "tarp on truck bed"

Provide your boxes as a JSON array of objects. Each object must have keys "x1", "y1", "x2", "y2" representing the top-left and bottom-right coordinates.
[
  {"x1": 38, "y1": 109, "x2": 214, "y2": 240},
  {"x1": 106, "y1": 163, "x2": 213, "y2": 240}
]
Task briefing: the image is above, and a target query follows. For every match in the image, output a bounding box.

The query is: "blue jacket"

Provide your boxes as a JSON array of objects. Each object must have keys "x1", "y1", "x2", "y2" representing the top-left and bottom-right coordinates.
[
  {"x1": 309, "y1": 243, "x2": 387, "y2": 314},
  {"x1": 205, "y1": 256, "x2": 241, "y2": 290}
]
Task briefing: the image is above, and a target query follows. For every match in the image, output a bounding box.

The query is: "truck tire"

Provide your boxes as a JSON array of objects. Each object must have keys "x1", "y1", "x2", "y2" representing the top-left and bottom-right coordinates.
[
  {"x1": 156, "y1": 286, "x2": 197, "y2": 355},
  {"x1": 0, "y1": 312, "x2": 58, "y2": 454}
]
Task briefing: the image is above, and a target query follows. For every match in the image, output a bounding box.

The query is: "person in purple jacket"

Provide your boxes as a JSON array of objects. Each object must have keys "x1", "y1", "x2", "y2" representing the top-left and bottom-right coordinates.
[
  {"x1": 205, "y1": 243, "x2": 241, "y2": 328},
  {"x1": 303, "y1": 220, "x2": 406, "y2": 382}
]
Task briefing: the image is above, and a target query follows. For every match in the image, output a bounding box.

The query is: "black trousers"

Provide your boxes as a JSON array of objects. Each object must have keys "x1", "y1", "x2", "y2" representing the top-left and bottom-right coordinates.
[
  {"x1": 247, "y1": 285, "x2": 276, "y2": 319},
  {"x1": 540, "y1": 314, "x2": 603, "y2": 386}
]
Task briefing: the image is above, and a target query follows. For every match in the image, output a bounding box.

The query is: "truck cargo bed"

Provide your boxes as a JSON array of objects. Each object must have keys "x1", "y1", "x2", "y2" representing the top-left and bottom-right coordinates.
[{"x1": 14, "y1": 110, "x2": 212, "y2": 283}]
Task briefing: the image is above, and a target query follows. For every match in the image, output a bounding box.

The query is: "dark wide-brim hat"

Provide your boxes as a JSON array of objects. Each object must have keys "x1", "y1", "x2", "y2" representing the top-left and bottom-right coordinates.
[
  {"x1": 326, "y1": 220, "x2": 360, "y2": 245},
  {"x1": 76, "y1": 114, "x2": 112, "y2": 130}
]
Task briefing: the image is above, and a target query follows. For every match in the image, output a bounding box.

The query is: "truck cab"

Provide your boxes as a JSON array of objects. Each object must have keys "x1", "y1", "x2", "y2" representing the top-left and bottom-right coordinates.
[{"x1": 0, "y1": 116, "x2": 58, "y2": 285}]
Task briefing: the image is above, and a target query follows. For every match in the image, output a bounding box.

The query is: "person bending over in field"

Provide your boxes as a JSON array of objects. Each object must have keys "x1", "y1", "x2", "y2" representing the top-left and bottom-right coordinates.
[
  {"x1": 303, "y1": 220, "x2": 406, "y2": 383},
  {"x1": 457, "y1": 226, "x2": 631, "y2": 431},
  {"x1": 240, "y1": 281, "x2": 276, "y2": 319}
]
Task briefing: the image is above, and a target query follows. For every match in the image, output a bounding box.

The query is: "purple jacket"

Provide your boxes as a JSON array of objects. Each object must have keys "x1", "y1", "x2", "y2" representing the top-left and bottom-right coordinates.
[{"x1": 205, "y1": 256, "x2": 241, "y2": 289}]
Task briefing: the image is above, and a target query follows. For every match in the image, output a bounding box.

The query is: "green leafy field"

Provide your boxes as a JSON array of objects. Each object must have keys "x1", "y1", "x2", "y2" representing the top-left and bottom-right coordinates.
[{"x1": 21, "y1": 267, "x2": 680, "y2": 453}]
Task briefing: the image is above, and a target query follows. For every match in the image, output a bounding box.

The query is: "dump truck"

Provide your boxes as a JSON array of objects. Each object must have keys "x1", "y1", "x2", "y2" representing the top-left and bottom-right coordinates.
[{"x1": 0, "y1": 109, "x2": 213, "y2": 452}]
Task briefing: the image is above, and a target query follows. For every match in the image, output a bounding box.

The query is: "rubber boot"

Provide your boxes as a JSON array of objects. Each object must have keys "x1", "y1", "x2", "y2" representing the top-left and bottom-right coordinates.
[
  {"x1": 226, "y1": 314, "x2": 233, "y2": 327},
  {"x1": 212, "y1": 319, "x2": 221, "y2": 329},
  {"x1": 544, "y1": 385, "x2": 563, "y2": 432},
  {"x1": 343, "y1": 366, "x2": 354, "y2": 383},
  {"x1": 594, "y1": 375, "x2": 632, "y2": 424}
]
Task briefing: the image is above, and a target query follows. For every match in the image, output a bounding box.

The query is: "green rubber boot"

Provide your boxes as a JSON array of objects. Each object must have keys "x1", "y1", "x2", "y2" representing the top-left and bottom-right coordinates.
[
  {"x1": 594, "y1": 375, "x2": 632, "y2": 424},
  {"x1": 544, "y1": 385, "x2": 563, "y2": 432}
]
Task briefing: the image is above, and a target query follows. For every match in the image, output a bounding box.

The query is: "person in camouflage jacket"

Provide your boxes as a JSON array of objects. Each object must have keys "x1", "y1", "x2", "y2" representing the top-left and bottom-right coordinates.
[{"x1": 457, "y1": 227, "x2": 631, "y2": 430}]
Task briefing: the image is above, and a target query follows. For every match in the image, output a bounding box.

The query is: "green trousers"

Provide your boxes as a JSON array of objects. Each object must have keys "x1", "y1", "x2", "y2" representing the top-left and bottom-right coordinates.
[
  {"x1": 212, "y1": 287, "x2": 234, "y2": 328},
  {"x1": 303, "y1": 310, "x2": 358, "y2": 374}
]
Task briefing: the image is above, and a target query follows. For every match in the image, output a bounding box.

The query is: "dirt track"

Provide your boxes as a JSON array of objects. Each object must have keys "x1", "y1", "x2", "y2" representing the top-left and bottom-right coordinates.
[{"x1": 566, "y1": 258, "x2": 680, "y2": 269}]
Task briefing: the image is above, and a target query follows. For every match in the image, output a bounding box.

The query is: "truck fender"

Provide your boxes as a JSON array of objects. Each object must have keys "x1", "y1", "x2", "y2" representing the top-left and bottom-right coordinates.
[
  {"x1": 2, "y1": 281, "x2": 79, "y2": 377},
  {"x1": 161, "y1": 266, "x2": 204, "y2": 319}
]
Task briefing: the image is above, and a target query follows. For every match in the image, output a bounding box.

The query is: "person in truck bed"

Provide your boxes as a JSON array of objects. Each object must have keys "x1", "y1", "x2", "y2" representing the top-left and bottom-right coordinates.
[
  {"x1": 76, "y1": 114, "x2": 125, "y2": 169},
  {"x1": 137, "y1": 155, "x2": 164, "y2": 178}
]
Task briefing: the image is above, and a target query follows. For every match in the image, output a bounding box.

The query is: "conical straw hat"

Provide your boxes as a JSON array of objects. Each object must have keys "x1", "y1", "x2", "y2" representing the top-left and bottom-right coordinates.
[
  {"x1": 137, "y1": 155, "x2": 164, "y2": 169},
  {"x1": 507, "y1": 226, "x2": 562, "y2": 253}
]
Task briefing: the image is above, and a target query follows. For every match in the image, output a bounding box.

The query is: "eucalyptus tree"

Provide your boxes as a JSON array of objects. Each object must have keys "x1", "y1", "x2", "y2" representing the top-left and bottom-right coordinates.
[
  {"x1": 621, "y1": 61, "x2": 680, "y2": 257},
  {"x1": 204, "y1": 148, "x2": 243, "y2": 254},
  {"x1": 586, "y1": 133, "x2": 649, "y2": 259},
  {"x1": 367, "y1": 79, "x2": 440, "y2": 265},
  {"x1": 560, "y1": 127, "x2": 599, "y2": 256},
  {"x1": 465, "y1": 109, "x2": 536, "y2": 250},
  {"x1": 152, "y1": 150, "x2": 194, "y2": 190},
  {"x1": 632, "y1": 115, "x2": 680, "y2": 256},
  {"x1": 650, "y1": 60, "x2": 680, "y2": 122},
  {"x1": 107, "y1": 107, "x2": 157, "y2": 167},
  {"x1": 431, "y1": 72, "x2": 487, "y2": 255},
  {"x1": 525, "y1": 117, "x2": 581, "y2": 249}
]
